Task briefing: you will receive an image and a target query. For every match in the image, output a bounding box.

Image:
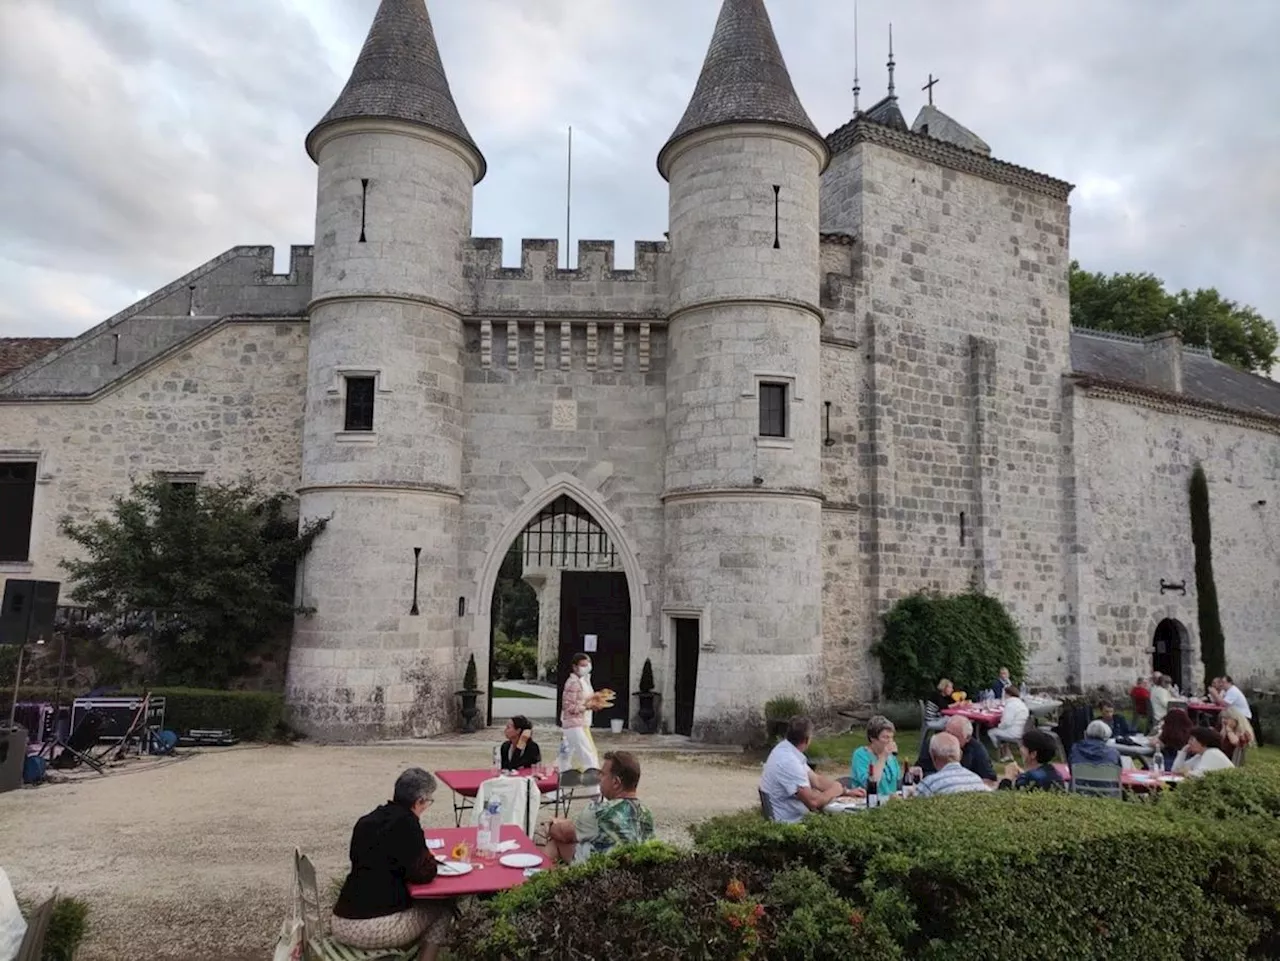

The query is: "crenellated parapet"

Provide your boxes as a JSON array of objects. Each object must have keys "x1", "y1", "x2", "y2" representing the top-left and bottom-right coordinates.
[{"x1": 464, "y1": 238, "x2": 670, "y2": 319}]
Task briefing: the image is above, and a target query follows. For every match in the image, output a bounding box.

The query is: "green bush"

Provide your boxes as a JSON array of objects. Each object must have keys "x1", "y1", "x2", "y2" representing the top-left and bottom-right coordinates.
[
  {"x1": 764, "y1": 696, "x2": 804, "y2": 720},
  {"x1": 449, "y1": 842, "x2": 897, "y2": 961},
  {"x1": 1163, "y1": 766, "x2": 1280, "y2": 822},
  {"x1": 872, "y1": 591, "x2": 1025, "y2": 700},
  {"x1": 12, "y1": 686, "x2": 283, "y2": 740},
  {"x1": 494, "y1": 635, "x2": 537, "y2": 681},
  {"x1": 691, "y1": 793, "x2": 1280, "y2": 959},
  {"x1": 1189, "y1": 463, "x2": 1226, "y2": 687}
]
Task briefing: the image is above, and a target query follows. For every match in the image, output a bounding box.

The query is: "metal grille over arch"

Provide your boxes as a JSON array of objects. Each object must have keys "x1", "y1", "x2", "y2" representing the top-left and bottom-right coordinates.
[{"x1": 520, "y1": 495, "x2": 619, "y2": 570}]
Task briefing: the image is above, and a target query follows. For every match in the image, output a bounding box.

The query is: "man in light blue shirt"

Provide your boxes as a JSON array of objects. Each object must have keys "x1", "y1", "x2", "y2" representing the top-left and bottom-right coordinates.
[
  {"x1": 916, "y1": 732, "x2": 993, "y2": 798},
  {"x1": 760, "y1": 716, "x2": 863, "y2": 822}
]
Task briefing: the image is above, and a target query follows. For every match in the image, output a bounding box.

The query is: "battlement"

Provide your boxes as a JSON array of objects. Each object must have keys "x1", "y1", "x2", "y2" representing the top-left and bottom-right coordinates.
[{"x1": 464, "y1": 239, "x2": 670, "y2": 319}]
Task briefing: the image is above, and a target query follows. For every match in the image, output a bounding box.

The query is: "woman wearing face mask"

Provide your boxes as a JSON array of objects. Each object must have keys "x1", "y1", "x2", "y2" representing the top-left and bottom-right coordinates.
[{"x1": 560, "y1": 653, "x2": 607, "y2": 773}]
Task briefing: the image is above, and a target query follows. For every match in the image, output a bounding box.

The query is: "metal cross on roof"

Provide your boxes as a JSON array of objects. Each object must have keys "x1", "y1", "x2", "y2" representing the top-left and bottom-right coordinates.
[{"x1": 922, "y1": 73, "x2": 940, "y2": 106}]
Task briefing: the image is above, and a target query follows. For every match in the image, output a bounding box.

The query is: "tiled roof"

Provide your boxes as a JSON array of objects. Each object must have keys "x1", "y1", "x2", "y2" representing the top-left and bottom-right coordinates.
[
  {"x1": 659, "y1": 0, "x2": 821, "y2": 177},
  {"x1": 0, "y1": 338, "x2": 69, "y2": 378},
  {"x1": 862, "y1": 95, "x2": 908, "y2": 132},
  {"x1": 1070, "y1": 328, "x2": 1280, "y2": 419},
  {"x1": 306, "y1": 0, "x2": 484, "y2": 180}
]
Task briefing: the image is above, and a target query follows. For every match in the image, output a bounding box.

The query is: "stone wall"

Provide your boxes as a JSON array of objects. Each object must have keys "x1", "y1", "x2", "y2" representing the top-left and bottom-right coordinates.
[
  {"x1": 0, "y1": 321, "x2": 308, "y2": 599},
  {"x1": 823, "y1": 133, "x2": 1075, "y2": 687},
  {"x1": 1069, "y1": 388, "x2": 1280, "y2": 690},
  {"x1": 455, "y1": 314, "x2": 667, "y2": 712}
]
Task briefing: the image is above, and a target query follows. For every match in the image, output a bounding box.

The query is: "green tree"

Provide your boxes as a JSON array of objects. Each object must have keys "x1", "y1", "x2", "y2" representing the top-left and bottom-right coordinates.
[
  {"x1": 59, "y1": 478, "x2": 327, "y2": 686},
  {"x1": 492, "y1": 538, "x2": 538, "y2": 643},
  {"x1": 1069, "y1": 261, "x2": 1278, "y2": 374},
  {"x1": 1189, "y1": 463, "x2": 1226, "y2": 686}
]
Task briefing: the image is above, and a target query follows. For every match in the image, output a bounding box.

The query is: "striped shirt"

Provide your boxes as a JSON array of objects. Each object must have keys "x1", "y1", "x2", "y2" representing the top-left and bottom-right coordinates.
[{"x1": 916, "y1": 762, "x2": 992, "y2": 797}]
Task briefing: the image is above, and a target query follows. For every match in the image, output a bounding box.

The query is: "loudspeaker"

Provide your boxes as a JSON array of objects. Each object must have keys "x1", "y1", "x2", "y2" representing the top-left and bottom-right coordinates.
[{"x1": 0, "y1": 579, "x2": 59, "y2": 646}]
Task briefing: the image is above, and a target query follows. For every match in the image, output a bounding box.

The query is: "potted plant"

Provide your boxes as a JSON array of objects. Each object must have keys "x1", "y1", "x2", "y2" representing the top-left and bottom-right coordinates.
[
  {"x1": 634, "y1": 658, "x2": 661, "y2": 734},
  {"x1": 457, "y1": 653, "x2": 482, "y2": 733},
  {"x1": 763, "y1": 695, "x2": 804, "y2": 742}
]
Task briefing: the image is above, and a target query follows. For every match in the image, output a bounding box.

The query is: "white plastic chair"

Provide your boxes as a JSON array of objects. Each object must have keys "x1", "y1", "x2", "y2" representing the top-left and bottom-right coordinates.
[{"x1": 472, "y1": 776, "x2": 540, "y2": 835}]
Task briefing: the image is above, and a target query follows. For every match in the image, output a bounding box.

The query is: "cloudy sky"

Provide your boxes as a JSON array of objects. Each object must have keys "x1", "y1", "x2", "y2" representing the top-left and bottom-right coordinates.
[{"x1": 1, "y1": 0, "x2": 1277, "y2": 356}]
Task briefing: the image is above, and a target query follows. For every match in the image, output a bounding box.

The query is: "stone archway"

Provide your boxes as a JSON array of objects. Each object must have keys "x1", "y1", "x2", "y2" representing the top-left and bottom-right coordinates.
[
  {"x1": 1152, "y1": 618, "x2": 1192, "y2": 690},
  {"x1": 470, "y1": 476, "x2": 650, "y2": 729}
]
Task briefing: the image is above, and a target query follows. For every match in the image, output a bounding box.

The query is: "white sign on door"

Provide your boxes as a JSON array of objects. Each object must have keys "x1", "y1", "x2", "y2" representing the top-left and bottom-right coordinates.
[{"x1": 583, "y1": 634, "x2": 598, "y2": 652}]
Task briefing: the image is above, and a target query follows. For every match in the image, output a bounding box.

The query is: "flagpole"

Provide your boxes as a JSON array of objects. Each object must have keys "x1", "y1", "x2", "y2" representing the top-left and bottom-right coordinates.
[{"x1": 565, "y1": 126, "x2": 573, "y2": 270}]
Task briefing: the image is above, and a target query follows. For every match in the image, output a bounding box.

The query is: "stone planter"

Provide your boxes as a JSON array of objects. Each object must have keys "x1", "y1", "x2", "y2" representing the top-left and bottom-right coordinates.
[
  {"x1": 456, "y1": 690, "x2": 482, "y2": 733},
  {"x1": 634, "y1": 691, "x2": 662, "y2": 734}
]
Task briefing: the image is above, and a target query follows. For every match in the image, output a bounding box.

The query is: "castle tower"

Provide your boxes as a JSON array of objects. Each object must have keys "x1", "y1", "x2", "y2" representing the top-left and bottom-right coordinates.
[
  {"x1": 288, "y1": 0, "x2": 485, "y2": 737},
  {"x1": 658, "y1": 0, "x2": 829, "y2": 733}
]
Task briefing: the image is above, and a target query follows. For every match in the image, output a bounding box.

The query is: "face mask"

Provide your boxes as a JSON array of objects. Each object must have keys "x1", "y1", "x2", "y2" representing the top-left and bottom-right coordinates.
[{"x1": 577, "y1": 665, "x2": 591, "y2": 677}]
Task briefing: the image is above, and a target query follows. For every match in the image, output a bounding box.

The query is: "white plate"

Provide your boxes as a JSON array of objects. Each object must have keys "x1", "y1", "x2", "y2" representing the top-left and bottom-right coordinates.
[
  {"x1": 436, "y1": 860, "x2": 474, "y2": 877},
  {"x1": 500, "y1": 852, "x2": 544, "y2": 869}
]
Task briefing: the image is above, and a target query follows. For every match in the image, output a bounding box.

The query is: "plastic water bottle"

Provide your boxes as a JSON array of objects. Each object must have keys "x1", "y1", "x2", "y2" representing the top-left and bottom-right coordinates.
[
  {"x1": 477, "y1": 799, "x2": 501, "y2": 859},
  {"x1": 491, "y1": 745, "x2": 501, "y2": 775},
  {"x1": 558, "y1": 738, "x2": 570, "y2": 773}
]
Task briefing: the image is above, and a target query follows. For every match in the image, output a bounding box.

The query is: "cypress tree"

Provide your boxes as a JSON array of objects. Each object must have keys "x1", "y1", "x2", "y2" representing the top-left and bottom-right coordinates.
[{"x1": 1189, "y1": 463, "x2": 1226, "y2": 686}]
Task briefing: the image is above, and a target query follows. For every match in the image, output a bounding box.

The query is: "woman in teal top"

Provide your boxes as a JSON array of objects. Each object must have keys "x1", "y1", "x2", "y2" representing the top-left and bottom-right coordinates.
[{"x1": 850, "y1": 715, "x2": 901, "y2": 795}]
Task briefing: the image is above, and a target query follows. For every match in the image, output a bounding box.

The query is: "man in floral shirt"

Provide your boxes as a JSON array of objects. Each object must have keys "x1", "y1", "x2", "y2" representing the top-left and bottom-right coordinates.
[{"x1": 542, "y1": 751, "x2": 654, "y2": 865}]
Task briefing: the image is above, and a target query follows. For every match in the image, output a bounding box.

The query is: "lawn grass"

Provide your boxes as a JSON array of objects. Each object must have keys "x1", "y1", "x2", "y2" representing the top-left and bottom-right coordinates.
[{"x1": 491, "y1": 685, "x2": 551, "y2": 699}]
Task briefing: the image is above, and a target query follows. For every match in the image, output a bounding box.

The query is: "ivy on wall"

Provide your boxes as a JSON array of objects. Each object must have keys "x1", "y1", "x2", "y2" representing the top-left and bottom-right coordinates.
[{"x1": 1189, "y1": 462, "x2": 1226, "y2": 686}]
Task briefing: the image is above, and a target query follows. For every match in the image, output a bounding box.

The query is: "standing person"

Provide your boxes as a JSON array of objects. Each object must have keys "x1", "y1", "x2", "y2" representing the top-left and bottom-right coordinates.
[
  {"x1": 1129, "y1": 678, "x2": 1152, "y2": 732},
  {"x1": 499, "y1": 715, "x2": 541, "y2": 771},
  {"x1": 849, "y1": 716, "x2": 901, "y2": 797},
  {"x1": 1149, "y1": 674, "x2": 1173, "y2": 727},
  {"x1": 331, "y1": 769, "x2": 454, "y2": 961},
  {"x1": 560, "y1": 653, "x2": 605, "y2": 773}
]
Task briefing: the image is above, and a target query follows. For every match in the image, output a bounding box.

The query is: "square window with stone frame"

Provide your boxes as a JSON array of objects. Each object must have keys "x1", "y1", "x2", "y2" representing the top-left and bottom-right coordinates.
[
  {"x1": 0, "y1": 461, "x2": 38, "y2": 562},
  {"x1": 344, "y1": 375, "x2": 376, "y2": 432},
  {"x1": 758, "y1": 383, "x2": 788, "y2": 438}
]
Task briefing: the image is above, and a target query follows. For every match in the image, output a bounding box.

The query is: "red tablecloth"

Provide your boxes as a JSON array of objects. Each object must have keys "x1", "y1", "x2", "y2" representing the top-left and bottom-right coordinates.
[
  {"x1": 942, "y1": 705, "x2": 1002, "y2": 725},
  {"x1": 436, "y1": 768, "x2": 559, "y2": 798},
  {"x1": 410, "y1": 824, "x2": 547, "y2": 899},
  {"x1": 1187, "y1": 701, "x2": 1223, "y2": 714}
]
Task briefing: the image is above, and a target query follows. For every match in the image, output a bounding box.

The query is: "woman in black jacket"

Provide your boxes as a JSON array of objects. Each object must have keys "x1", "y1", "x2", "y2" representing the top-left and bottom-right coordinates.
[
  {"x1": 500, "y1": 715, "x2": 542, "y2": 770},
  {"x1": 331, "y1": 768, "x2": 453, "y2": 961}
]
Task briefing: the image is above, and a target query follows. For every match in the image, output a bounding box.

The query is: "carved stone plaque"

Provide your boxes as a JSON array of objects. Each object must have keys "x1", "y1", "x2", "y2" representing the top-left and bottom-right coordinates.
[{"x1": 551, "y1": 399, "x2": 577, "y2": 431}]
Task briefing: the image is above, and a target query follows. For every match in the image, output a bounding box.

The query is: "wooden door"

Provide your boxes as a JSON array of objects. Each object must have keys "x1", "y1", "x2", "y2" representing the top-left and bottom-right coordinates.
[
  {"x1": 558, "y1": 572, "x2": 630, "y2": 729},
  {"x1": 673, "y1": 618, "x2": 700, "y2": 736}
]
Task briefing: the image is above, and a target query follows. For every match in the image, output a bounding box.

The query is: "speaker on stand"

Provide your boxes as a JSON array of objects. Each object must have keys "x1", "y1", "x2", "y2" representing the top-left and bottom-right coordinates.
[{"x1": 3, "y1": 578, "x2": 61, "y2": 736}]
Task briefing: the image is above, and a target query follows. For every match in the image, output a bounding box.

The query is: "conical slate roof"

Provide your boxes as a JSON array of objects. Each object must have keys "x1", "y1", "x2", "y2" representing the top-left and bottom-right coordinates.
[
  {"x1": 306, "y1": 0, "x2": 485, "y2": 180},
  {"x1": 659, "y1": 0, "x2": 822, "y2": 177}
]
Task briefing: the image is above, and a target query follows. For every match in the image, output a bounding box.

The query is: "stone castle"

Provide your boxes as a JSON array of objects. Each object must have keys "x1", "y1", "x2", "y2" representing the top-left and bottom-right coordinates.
[{"x1": 1, "y1": 0, "x2": 1277, "y2": 740}]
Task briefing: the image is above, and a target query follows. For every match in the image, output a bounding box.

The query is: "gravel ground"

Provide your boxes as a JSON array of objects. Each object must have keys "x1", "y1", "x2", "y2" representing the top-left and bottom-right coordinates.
[{"x1": 1, "y1": 743, "x2": 761, "y2": 961}]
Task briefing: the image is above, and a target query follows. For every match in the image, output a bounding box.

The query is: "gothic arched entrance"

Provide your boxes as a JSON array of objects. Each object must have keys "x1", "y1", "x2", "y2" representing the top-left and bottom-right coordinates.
[
  {"x1": 1152, "y1": 618, "x2": 1189, "y2": 689},
  {"x1": 487, "y1": 494, "x2": 630, "y2": 730}
]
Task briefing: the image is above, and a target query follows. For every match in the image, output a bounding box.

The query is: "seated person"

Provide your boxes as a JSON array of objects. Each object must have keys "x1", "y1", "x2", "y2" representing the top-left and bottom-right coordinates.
[
  {"x1": 850, "y1": 715, "x2": 901, "y2": 797},
  {"x1": 1172, "y1": 727, "x2": 1236, "y2": 778},
  {"x1": 918, "y1": 716, "x2": 997, "y2": 786},
  {"x1": 542, "y1": 751, "x2": 654, "y2": 865},
  {"x1": 999, "y1": 728, "x2": 1064, "y2": 791},
  {"x1": 759, "y1": 716, "x2": 864, "y2": 822},
  {"x1": 1220, "y1": 708, "x2": 1255, "y2": 759},
  {"x1": 1153, "y1": 708, "x2": 1193, "y2": 772},
  {"x1": 1098, "y1": 701, "x2": 1134, "y2": 739},
  {"x1": 930, "y1": 678, "x2": 956, "y2": 713},
  {"x1": 992, "y1": 666, "x2": 1013, "y2": 700},
  {"x1": 1069, "y1": 720, "x2": 1121, "y2": 768},
  {"x1": 500, "y1": 715, "x2": 541, "y2": 770},
  {"x1": 988, "y1": 685, "x2": 1030, "y2": 761},
  {"x1": 916, "y1": 733, "x2": 992, "y2": 796},
  {"x1": 331, "y1": 768, "x2": 454, "y2": 961},
  {"x1": 1149, "y1": 674, "x2": 1173, "y2": 726}
]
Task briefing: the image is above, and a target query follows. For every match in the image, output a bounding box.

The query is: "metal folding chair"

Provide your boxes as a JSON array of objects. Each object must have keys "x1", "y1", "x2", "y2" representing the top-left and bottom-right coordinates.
[
  {"x1": 555, "y1": 767, "x2": 601, "y2": 819},
  {"x1": 293, "y1": 850, "x2": 415, "y2": 961},
  {"x1": 1070, "y1": 762, "x2": 1123, "y2": 799}
]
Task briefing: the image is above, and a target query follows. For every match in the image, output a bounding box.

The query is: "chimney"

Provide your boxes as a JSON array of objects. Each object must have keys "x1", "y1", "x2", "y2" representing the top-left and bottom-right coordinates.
[{"x1": 1142, "y1": 331, "x2": 1183, "y2": 394}]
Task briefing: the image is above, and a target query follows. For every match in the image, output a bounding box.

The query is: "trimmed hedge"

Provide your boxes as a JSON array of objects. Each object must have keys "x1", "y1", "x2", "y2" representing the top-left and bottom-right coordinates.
[
  {"x1": 14, "y1": 686, "x2": 283, "y2": 740},
  {"x1": 455, "y1": 781, "x2": 1280, "y2": 960},
  {"x1": 1163, "y1": 765, "x2": 1280, "y2": 822},
  {"x1": 872, "y1": 591, "x2": 1025, "y2": 700}
]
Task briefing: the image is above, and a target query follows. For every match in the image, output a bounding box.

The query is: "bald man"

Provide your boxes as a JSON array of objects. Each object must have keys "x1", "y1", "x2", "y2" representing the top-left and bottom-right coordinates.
[{"x1": 919, "y1": 715, "x2": 998, "y2": 786}]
